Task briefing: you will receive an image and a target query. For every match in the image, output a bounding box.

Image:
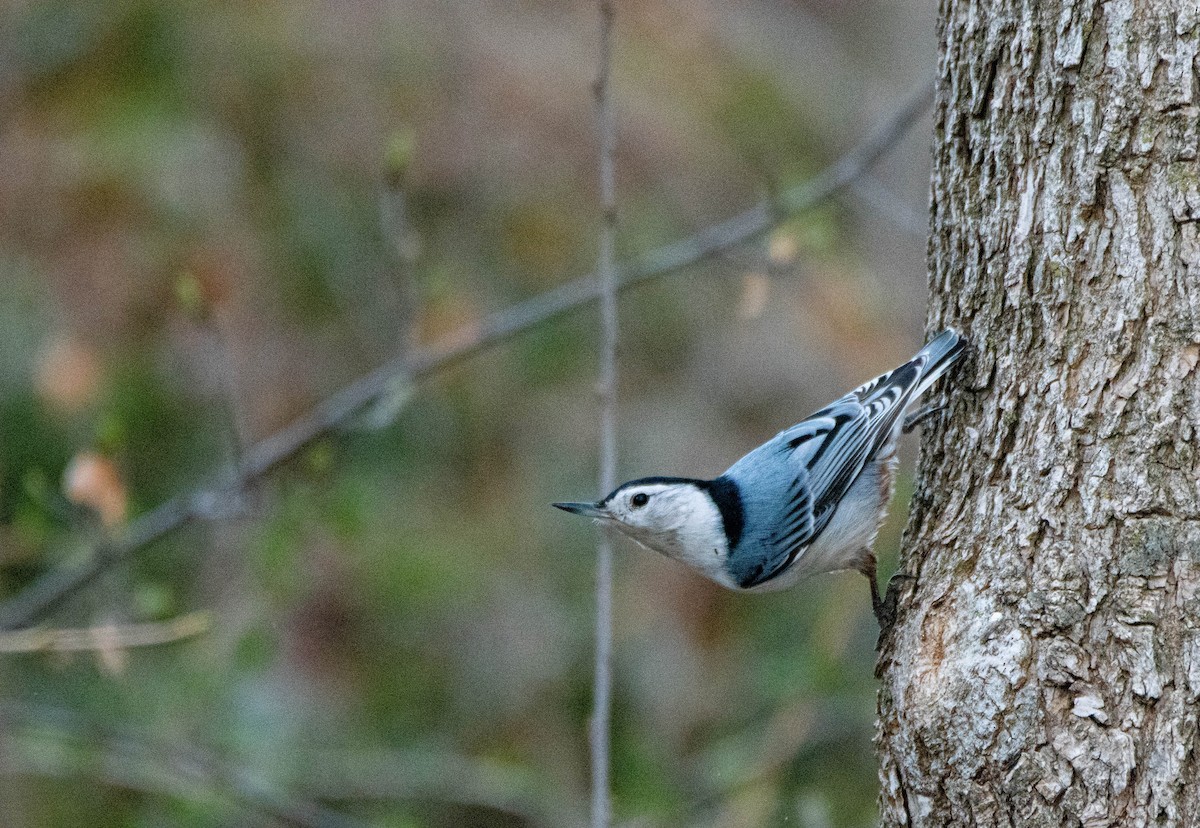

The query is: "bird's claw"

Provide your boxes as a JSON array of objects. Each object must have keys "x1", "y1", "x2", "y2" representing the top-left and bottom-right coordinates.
[
  {"x1": 874, "y1": 572, "x2": 917, "y2": 649},
  {"x1": 902, "y1": 401, "x2": 946, "y2": 433}
]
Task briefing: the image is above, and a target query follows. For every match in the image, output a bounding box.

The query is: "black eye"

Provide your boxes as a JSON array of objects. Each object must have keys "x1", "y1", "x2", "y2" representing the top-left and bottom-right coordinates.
[{"x1": 631, "y1": 493, "x2": 650, "y2": 508}]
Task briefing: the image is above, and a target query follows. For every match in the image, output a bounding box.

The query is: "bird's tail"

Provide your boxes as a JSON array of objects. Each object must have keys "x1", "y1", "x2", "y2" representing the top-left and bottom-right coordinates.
[{"x1": 911, "y1": 328, "x2": 967, "y2": 399}]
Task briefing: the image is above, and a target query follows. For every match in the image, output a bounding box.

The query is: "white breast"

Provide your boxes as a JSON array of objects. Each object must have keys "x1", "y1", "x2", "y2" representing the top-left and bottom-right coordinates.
[{"x1": 787, "y1": 453, "x2": 896, "y2": 580}]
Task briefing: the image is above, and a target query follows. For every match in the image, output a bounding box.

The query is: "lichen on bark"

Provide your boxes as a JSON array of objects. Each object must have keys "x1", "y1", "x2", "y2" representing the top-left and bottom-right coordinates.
[{"x1": 876, "y1": 1, "x2": 1200, "y2": 826}]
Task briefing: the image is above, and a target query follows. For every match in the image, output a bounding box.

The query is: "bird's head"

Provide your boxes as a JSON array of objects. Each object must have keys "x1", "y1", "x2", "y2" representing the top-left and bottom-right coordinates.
[{"x1": 554, "y1": 477, "x2": 736, "y2": 586}]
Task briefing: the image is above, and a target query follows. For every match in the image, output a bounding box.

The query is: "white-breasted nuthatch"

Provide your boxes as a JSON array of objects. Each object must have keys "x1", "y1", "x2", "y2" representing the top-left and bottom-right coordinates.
[{"x1": 554, "y1": 329, "x2": 965, "y2": 626}]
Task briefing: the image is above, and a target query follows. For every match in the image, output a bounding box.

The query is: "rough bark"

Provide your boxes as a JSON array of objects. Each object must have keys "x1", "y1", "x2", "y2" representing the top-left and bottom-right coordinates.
[{"x1": 877, "y1": 2, "x2": 1200, "y2": 826}]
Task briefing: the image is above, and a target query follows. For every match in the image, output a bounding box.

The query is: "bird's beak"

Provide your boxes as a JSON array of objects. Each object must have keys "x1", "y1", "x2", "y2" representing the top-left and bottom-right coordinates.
[{"x1": 553, "y1": 501, "x2": 610, "y2": 519}]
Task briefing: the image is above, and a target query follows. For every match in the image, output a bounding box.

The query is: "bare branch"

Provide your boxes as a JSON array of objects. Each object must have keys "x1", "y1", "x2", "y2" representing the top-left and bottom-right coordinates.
[
  {"x1": 2, "y1": 706, "x2": 370, "y2": 828},
  {"x1": 847, "y1": 174, "x2": 929, "y2": 239},
  {"x1": 0, "y1": 82, "x2": 932, "y2": 633},
  {"x1": 590, "y1": 2, "x2": 617, "y2": 827},
  {"x1": 297, "y1": 746, "x2": 579, "y2": 827},
  {"x1": 5, "y1": 702, "x2": 573, "y2": 827},
  {"x1": 0, "y1": 611, "x2": 209, "y2": 654},
  {"x1": 379, "y1": 130, "x2": 422, "y2": 353}
]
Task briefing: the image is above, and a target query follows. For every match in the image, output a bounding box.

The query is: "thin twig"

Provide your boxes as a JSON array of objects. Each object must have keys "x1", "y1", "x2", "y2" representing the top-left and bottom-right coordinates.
[
  {"x1": 0, "y1": 83, "x2": 932, "y2": 633},
  {"x1": 591, "y1": 2, "x2": 617, "y2": 827},
  {"x1": 4, "y1": 700, "x2": 572, "y2": 827},
  {"x1": 0, "y1": 611, "x2": 210, "y2": 654},
  {"x1": 207, "y1": 321, "x2": 249, "y2": 467},
  {"x1": 379, "y1": 140, "x2": 422, "y2": 352},
  {"x1": 1, "y1": 707, "x2": 369, "y2": 828},
  {"x1": 847, "y1": 174, "x2": 929, "y2": 239},
  {"x1": 297, "y1": 747, "x2": 576, "y2": 827}
]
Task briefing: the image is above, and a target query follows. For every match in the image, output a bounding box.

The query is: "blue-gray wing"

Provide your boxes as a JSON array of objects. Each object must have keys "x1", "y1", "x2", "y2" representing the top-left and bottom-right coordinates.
[
  {"x1": 724, "y1": 469, "x2": 815, "y2": 588},
  {"x1": 726, "y1": 361, "x2": 922, "y2": 588},
  {"x1": 803, "y1": 366, "x2": 914, "y2": 528}
]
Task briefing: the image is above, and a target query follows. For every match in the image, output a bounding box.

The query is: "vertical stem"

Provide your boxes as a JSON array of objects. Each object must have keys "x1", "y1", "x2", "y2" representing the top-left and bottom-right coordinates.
[
  {"x1": 380, "y1": 169, "x2": 421, "y2": 354},
  {"x1": 208, "y1": 321, "x2": 247, "y2": 473},
  {"x1": 591, "y1": 2, "x2": 617, "y2": 827}
]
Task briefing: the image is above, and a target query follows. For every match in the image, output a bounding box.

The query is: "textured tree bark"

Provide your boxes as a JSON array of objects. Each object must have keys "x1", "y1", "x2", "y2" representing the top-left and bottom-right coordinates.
[{"x1": 876, "y1": 2, "x2": 1200, "y2": 826}]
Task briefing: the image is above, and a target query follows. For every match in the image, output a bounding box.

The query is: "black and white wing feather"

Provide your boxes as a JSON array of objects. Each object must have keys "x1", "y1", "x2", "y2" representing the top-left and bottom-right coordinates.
[{"x1": 724, "y1": 329, "x2": 964, "y2": 588}]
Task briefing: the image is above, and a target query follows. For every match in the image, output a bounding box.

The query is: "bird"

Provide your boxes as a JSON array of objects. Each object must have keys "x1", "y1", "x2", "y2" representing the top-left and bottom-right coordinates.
[{"x1": 553, "y1": 329, "x2": 966, "y2": 627}]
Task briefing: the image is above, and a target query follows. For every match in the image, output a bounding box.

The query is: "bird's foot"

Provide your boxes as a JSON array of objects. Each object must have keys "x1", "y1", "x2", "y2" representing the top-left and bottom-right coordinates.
[
  {"x1": 859, "y1": 554, "x2": 884, "y2": 628},
  {"x1": 874, "y1": 578, "x2": 905, "y2": 634},
  {"x1": 861, "y1": 556, "x2": 919, "y2": 652},
  {"x1": 875, "y1": 572, "x2": 916, "y2": 645},
  {"x1": 902, "y1": 401, "x2": 946, "y2": 434}
]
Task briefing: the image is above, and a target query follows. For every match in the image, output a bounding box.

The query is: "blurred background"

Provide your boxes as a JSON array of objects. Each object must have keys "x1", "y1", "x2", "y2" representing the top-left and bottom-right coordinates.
[{"x1": 0, "y1": 1, "x2": 938, "y2": 825}]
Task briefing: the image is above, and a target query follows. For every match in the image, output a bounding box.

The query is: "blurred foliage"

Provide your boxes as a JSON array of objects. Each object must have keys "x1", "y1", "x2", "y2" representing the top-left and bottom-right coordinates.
[{"x1": 0, "y1": 0, "x2": 935, "y2": 826}]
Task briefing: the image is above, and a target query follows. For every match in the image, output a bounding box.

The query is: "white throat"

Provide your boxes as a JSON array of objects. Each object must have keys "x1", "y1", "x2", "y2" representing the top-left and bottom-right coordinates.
[{"x1": 611, "y1": 485, "x2": 737, "y2": 589}]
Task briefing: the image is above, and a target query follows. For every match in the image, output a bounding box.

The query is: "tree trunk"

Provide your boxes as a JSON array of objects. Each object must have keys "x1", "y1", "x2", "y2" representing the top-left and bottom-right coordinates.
[{"x1": 876, "y1": 2, "x2": 1200, "y2": 826}]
